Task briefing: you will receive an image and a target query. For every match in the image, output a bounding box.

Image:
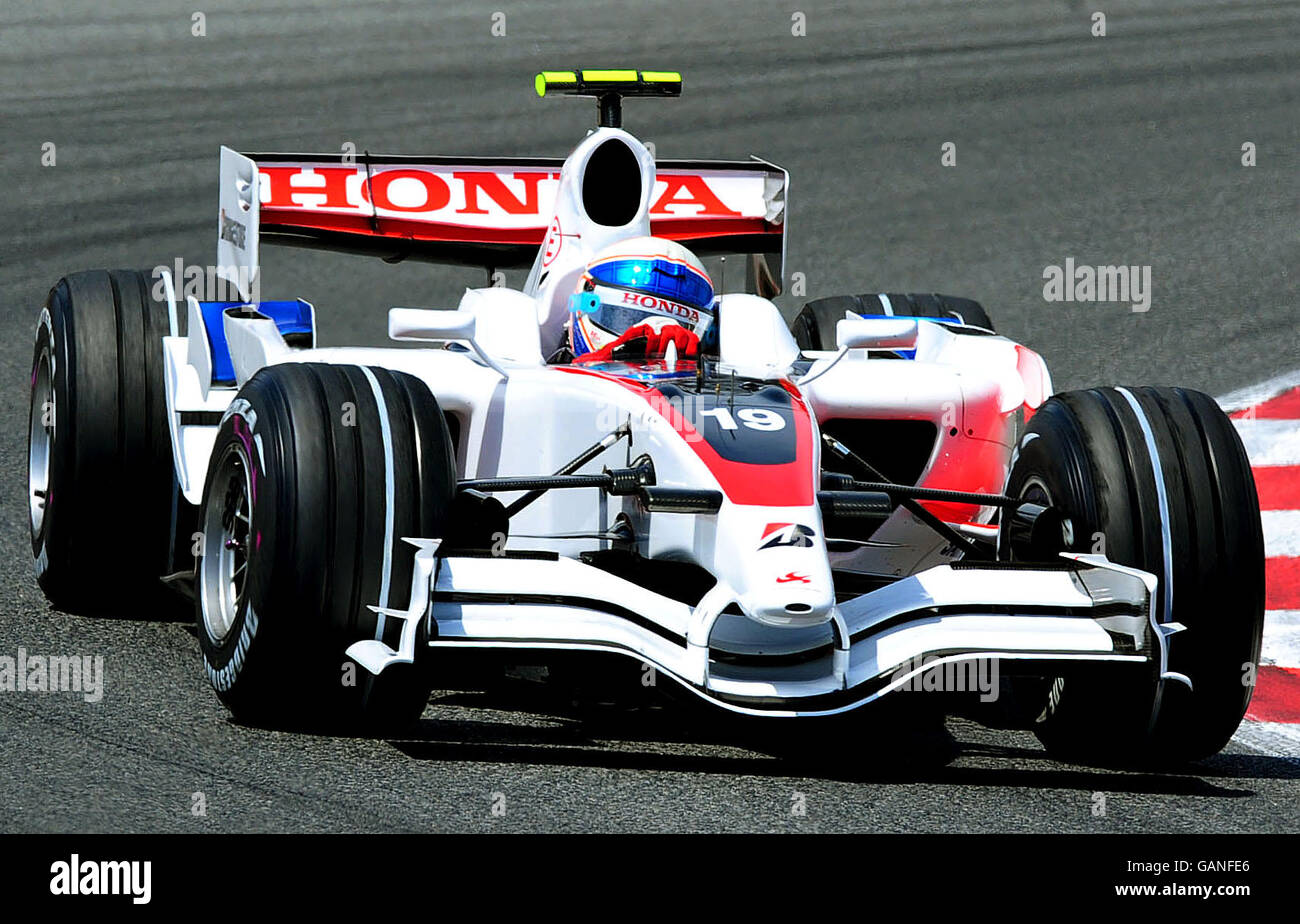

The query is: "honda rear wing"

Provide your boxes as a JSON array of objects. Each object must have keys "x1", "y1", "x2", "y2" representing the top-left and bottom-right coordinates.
[{"x1": 216, "y1": 146, "x2": 787, "y2": 302}]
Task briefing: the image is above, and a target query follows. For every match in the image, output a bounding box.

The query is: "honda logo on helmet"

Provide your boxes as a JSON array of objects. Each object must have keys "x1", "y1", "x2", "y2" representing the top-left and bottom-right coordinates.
[{"x1": 620, "y1": 290, "x2": 700, "y2": 322}]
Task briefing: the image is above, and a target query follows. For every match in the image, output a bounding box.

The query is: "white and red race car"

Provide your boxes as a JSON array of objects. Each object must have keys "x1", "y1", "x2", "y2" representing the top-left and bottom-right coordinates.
[{"x1": 27, "y1": 71, "x2": 1264, "y2": 764}]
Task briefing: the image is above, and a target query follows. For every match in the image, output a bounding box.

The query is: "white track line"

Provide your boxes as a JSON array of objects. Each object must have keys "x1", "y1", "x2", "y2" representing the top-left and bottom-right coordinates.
[
  {"x1": 1262, "y1": 610, "x2": 1300, "y2": 667},
  {"x1": 1230, "y1": 418, "x2": 1300, "y2": 466},
  {"x1": 1216, "y1": 367, "x2": 1300, "y2": 413},
  {"x1": 1261, "y1": 511, "x2": 1300, "y2": 559},
  {"x1": 1233, "y1": 722, "x2": 1300, "y2": 761}
]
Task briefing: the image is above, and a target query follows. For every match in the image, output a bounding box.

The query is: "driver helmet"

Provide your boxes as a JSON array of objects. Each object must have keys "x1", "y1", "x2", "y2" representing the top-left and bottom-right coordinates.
[{"x1": 568, "y1": 236, "x2": 714, "y2": 359}]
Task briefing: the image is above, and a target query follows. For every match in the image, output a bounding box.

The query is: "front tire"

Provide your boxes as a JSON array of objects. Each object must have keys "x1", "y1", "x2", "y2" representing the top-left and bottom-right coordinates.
[
  {"x1": 1004, "y1": 386, "x2": 1264, "y2": 764},
  {"x1": 29, "y1": 270, "x2": 177, "y2": 613},
  {"x1": 195, "y1": 363, "x2": 456, "y2": 731}
]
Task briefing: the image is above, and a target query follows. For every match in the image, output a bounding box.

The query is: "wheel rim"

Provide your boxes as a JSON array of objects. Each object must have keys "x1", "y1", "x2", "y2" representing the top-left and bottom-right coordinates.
[
  {"x1": 1020, "y1": 475, "x2": 1053, "y2": 508},
  {"x1": 29, "y1": 347, "x2": 54, "y2": 537},
  {"x1": 200, "y1": 444, "x2": 253, "y2": 643}
]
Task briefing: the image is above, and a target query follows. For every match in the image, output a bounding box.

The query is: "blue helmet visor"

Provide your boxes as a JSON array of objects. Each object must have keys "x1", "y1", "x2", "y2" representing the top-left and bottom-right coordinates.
[{"x1": 587, "y1": 256, "x2": 714, "y2": 310}]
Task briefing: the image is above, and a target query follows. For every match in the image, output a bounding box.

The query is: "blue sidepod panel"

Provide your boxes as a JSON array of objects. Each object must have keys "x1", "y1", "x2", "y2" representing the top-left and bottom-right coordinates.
[{"x1": 199, "y1": 299, "x2": 315, "y2": 386}]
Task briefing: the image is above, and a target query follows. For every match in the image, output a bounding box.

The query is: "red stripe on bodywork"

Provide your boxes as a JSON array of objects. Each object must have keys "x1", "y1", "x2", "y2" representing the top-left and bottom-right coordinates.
[
  {"x1": 652, "y1": 217, "x2": 779, "y2": 241},
  {"x1": 557, "y1": 366, "x2": 815, "y2": 506},
  {"x1": 261, "y1": 210, "x2": 777, "y2": 248},
  {"x1": 1266, "y1": 557, "x2": 1300, "y2": 610},
  {"x1": 1230, "y1": 387, "x2": 1300, "y2": 420},
  {"x1": 1253, "y1": 466, "x2": 1300, "y2": 511},
  {"x1": 263, "y1": 210, "x2": 546, "y2": 245},
  {"x1": 1245, "y1": 665, "x2": 1300, "y2": 723}
]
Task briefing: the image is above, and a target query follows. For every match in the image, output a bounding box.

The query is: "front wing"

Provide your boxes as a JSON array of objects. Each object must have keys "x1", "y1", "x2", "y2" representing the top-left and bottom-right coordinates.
[{"x1": 347, "y1": 545, "x2": 1166, "y2": 718}]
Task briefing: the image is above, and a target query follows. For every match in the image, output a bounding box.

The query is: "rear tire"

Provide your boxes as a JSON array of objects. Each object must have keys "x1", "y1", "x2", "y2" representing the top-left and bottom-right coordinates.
[
  {"x1": 28, "y1": 270, "x2": 177, "y2": 613},
  {"x1": 791, "y1": 292, "x2": 993, "y2": 351},
  {"x1": 1003, "y1": 386, "x2": 1264, "y2": 764},
  {"x1": 195, "y1": 363, "x2": 456, "y2": 731}
]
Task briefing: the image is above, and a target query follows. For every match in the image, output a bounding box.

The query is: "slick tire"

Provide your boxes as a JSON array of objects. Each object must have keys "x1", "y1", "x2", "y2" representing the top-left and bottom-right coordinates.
[
  {"x1": 1003, "y1": 386, "x2": 1265, "y2": 765},
  {"x1": 790, "y1": 293, "x2": 994, "y2": 351},
  {"x1": 195, "y1": 363, "x2": 456, "y2": 731},
  {"x1": 28, "y1": 270, "x2": 178, "y2": 614}
]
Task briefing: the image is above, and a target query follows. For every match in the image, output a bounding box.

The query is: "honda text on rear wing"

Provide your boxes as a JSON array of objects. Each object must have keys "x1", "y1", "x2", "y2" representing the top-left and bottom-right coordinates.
[{"x1": 216, "y1": 72, "x2": 787, "y2": 305}]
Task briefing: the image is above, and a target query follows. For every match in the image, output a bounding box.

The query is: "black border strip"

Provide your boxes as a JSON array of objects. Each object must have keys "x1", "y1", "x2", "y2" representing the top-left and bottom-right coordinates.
[
  {"x1": 711, "y1": 649, "x2": 1150, "y2": 712},
  {"x1": 846, "y1": 601, "x2": 1146, "y2": 646},
  {"x1": 432, "y1": 590, "x2": 1146, "y2": 671},
  {"x1": 433, "y1": 590, "x2": 685, "y2": 645}
]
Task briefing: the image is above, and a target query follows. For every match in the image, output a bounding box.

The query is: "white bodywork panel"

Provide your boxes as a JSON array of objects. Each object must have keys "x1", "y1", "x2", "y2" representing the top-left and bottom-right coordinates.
[
  {"x1": 164, "y1": 331, "x2": 235, "y2": 504},
  {"x1": 523, "y1": 128, "x2": 656, "y2": 353},
  {"x1": 717, "y1": 293, "x2": 801, "y2": 380}
]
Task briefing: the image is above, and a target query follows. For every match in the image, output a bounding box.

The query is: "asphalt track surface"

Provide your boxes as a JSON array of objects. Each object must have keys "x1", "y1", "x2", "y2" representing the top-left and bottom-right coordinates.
[{"x1": 1, "y1": 0, "x2": 1298, "y2": 833}]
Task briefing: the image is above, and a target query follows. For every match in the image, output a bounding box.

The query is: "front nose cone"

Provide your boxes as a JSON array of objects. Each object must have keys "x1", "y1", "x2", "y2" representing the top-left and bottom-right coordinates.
[
  {"x1": 742, "y1": 584, "x2": 835, "y2": 628},
  {"x1": 715, "y1": 505, "x2": 835, "y2": 628}
]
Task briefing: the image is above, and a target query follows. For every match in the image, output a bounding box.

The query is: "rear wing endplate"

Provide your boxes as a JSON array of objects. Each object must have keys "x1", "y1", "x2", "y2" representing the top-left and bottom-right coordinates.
[{"x1": 216, "y1": 147, "x2": 261, "y2": 303}]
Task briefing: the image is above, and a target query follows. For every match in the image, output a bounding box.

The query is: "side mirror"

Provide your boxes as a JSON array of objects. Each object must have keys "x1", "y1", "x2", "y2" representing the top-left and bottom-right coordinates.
[
  {"x1": 389, "y1": 307, "x2": 477, "y2": 343},
  {"x1": 388, "y1": 307, "x2": 508, "y2": 379},
  {"x1": 798, "y1": 317, "x2": 921, "y2": 386},
  {"x1": 835, "y1": 317, "x2": 919, "y2": 350}
]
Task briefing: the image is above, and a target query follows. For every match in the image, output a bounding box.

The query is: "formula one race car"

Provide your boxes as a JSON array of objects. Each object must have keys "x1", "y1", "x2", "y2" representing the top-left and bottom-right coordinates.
[{"x1": 27, "y1": 70, "x2": 1264, "y2": 765}]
